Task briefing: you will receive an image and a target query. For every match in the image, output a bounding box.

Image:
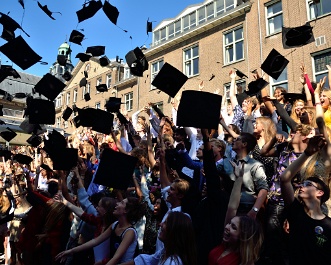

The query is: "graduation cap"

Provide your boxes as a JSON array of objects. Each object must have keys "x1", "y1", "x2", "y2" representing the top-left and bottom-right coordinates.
[
  {"x1": 177, "y1": 91, "x2": 222, "y2": 129},
  {"x1": 13, "y1": 154, "x2": 33, "y2": 165},
  {"x1": 62, "y1": 71, "x2": 72, "y2": 81},
  {"x1": 28, "y1": 98, "x2": 55, "y2": 125},
  {"x1": 40, "y1": 163, "x2": 53, "y2": 172},
  {"x1": 62, "y1": 107, "x2": 73, "y2": 121},
  {"x1": 105, "y1": 97, "x2": 122, "y2": 112},
  {"x1": 0, "y1": 127, "x2": 17, "y2": 142},
  {"x1": 76, "y1": 53, "x2": 91, "y2": 62},
  {"x1": 76, "y1": 0, "x2": 102, "y2": 23},
  {"x1": 94, "y1": 148, "x2": 138, "y2": 190},
  {"x1": 147, "y1": 19, "x2": 153, "y2": 35},
  {"x1": 0, "y1": 65, "x2": 21, "y2": 83},
  {"x1": 57, "y1": 55, "x2": 67, "y2": 66},
  {"x1": 283, "y1": 92, "x2": 307, "y2": 104},
  {"x1": 99, "y1": 56, "x2": 109, "y2": 67},
  {"x1": 0, "y1": 12, "x2": 29, "y2": 41},
  {"x1": 86, "y1": 46, "x2": 105, "y2": 57},
  {"x1": 18, "y1": 0, "x2": 25, "y2": 9},
  {"x1": 52, "y1": 148, "x2": 78, "y2": 170},
  {"x1": 43, "y1": 129, "x2": 67, "y2": 158},
  {"x1": 282, "y1": 23, "x2": 314, "y2": 49},
  {"x1": 19, "y1": 117, "x2": 46, "y2": 135},
  {"x1": 234, "y1": 68, "x2": 248, "y2": 78},
  {"x1": 69, "y1": 30, "x2": 85, "y2": 45},
  {"x1": 84, "y1": 93, "x2": 91, "y2": 101},
  {"x1": 246, "y1": 78, "x2": 269, "y2": 96},
  {"x1": 26, "y1": 135, "x2": 42, "y2": 147},
  {"x1": 103, "y1": 0, "x2": 119, "y2": 25},
  {"x1": 0, "y1": 150, "x2": 12, "y2": 160},
  {"x1": 34, "y1": 73, "x2": 66, "y2": 101},
  {"x1": 125, "y1": 47, "x2": 148, "y2": 77},
  {"x1": 151, "y1": 62, "x2": 188, "y2": 98},
  {"x1": 96, "y1": 84, "x2": 107, "y2": 92},
  {"x1": 37, "y1": 1, "x2": 62, "y2": 20},
  {"x1": 3, "y1": 92, "x2": 13, "y2": 102},
  {"x1": 261, "y1": 49, "x2": 289, "y2": 80},
  {"x1": 116, "y1": 111, "x2": 129, "y2": 125},
  {"x1": 0, "y1": 36, "x2": 42, "y2": 70}
]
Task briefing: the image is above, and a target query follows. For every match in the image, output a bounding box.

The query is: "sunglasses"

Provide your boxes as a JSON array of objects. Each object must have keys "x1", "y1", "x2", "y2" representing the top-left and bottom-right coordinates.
[{"x1": 300, "y1": 181, "x2": 320, "y2": 190}]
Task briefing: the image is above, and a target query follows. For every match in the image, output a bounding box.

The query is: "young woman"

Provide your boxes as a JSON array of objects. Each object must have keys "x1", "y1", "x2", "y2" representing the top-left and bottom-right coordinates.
[{"x1": 55, "y1": 197, "x2": 146, "y2": 265}]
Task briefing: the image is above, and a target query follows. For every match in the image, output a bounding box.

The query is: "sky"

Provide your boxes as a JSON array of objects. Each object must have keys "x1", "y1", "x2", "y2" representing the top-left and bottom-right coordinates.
[{"x1": 0, "y1": 0, "x2": 201, "y2": 77}]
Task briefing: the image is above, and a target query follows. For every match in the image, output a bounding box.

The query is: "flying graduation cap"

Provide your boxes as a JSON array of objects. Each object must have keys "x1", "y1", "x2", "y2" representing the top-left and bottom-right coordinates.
[
  {"x1": 86, "y1": 46, "x2": 105, "y2": 57},
  {"x1": 125, "y1": 47, "x2": 148, "y2": 77},
  {"x1": 34, "y1": 73, "x2": 66, "y2": 101},
  {"x1": 282, "y1": 23, "x2": 314, "y2": 49},
  {"x1": 0, "y1": 12, "x2": 30, "y2": 41},
  {"x1": 103, "y1": 1, "x2": 119, "y2": 25},
  {"x1": 0, "y1": 127, "x2": 17, "y2": 142},
  {"x1": 37, "y1": 1, "x2": 62, "y2": 20},
  {"x1": 76, "y1": 0, "x2": 103, "y2": 23},
  {"x1": 62, "y1": 107, "x2": 73, "y2": 121},
  {"x1": 76, "y1": 53, "x2": 92, "y2": 62},
  {"x1": 261, "y1": 49, "x2": 289, "y2": 80},
  {"x1": 0, "y1": 65, "x2": 21, "y2": 83},
  {"x1": 69, "y1": 30, "x2": 85, "y2": 45},
  {"x1": 99, "y1": 56, "x2": 110, "y2": 67},
  {"x1": 147, "y1": 19, "x2": 153, "y2": 35}
]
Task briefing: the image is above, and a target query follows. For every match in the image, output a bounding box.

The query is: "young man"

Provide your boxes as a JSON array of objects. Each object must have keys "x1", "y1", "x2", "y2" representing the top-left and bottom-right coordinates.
[{"x1": 280, "y1": 135, "x2": 331, "y2": 265}]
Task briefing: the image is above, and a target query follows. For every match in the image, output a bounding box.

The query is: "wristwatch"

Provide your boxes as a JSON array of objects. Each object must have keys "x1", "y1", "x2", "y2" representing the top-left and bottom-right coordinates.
[{"x1": 252, "y1": 207, "x2": 259, "y2": 213}]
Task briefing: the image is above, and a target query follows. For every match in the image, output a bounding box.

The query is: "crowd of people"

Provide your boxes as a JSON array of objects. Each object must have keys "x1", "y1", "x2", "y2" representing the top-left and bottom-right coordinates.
[{"x1": 0, "y1": 65, "x2": 329, "y2": 265}]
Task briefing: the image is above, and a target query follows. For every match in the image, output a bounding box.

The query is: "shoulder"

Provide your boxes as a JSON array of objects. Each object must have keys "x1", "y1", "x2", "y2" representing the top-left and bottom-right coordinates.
[{"x1": 162, "y1": 256, "x2": 183, "y2": 265}]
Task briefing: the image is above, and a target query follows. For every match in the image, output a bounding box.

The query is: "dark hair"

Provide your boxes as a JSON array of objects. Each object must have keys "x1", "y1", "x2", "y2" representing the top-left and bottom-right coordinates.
[
  {"x1": 174, "y1": 127, "x2": 187, "y2": 137},
  {"x1": 99, "y1": 197, "x2": 117, "y2": 228},
  {"x1": 240, "y1": 132, "x2": 257, "y2": 153},
  {"x1": 125, "y1": 197, "x2": 146, "y2": 224},
  {"x1": 47, "y1": 181, "x2": 58, "y2": 198},
  {"x1": 307, "y1": 176, "x2": 330, "y2": 204},
  {"x1": 229, "y1": 124, "x2": 240, "y2": 135}
]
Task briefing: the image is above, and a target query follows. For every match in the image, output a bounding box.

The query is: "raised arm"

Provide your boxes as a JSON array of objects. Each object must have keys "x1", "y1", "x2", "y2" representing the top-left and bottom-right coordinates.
[
  {"x1": 229, "y1": 70, "x2": 239, "y2": 107},
  {"x1": 219, "y1": 114, "x2": 239, "y2": 138},
  {"x1": 260, "y1": 136, "x2": 278, "y2": 157},
  {"x1": 300, "y1": 65, "x2": 313, "y2": 107}
]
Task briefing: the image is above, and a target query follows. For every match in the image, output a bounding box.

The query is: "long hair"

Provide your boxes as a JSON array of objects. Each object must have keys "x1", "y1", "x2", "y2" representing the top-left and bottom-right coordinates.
[
  {"x1": 100, "y1": 197, "x2": 117, "y2": 230},
  {"x1": 290, "y1": 99, "x2": 305, "y2": 124},
  {"x1": 321, "y1": 89, "x2": 331, "y2": 110},
  {"x1": 0, "y1": 189, "x2": 10, "y2": 215},
  {"x1": 162, "y1": 212, "x2": 197, "y2": 265},
  {"x1": 238, "y1": 216, "x2": 263, "y2": 265},
  {"x1": 125, "y1": 197, "x2": 146, "y2": 225},
  {"x1": 256, "y1": 116, "x2": 276, "y2": 143}
]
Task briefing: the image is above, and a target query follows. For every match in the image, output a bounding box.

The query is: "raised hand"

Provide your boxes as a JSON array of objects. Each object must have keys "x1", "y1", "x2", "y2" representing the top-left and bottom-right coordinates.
[
  {"x1": 304, "y1": 135, "x2": 327, "y2": 156},
  {"x1": 229, "y1": 161, "x2": 245, "y2": 179}
]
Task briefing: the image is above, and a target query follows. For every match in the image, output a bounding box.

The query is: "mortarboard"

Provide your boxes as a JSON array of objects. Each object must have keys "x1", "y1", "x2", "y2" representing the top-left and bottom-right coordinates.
[
  {"x1": 26, "y1": 135, "x2": 42, "y2": 147},
  {"x1": 37, "y1": 1, "x2": 62, "y2": 20},
  {"x1": 69, "y1": 30, "x2": 85, "y2": 45},
  {"x1": 116, "y1": 111, "x2": 129, "y2": 125},
  {"x1": 105, "y1": 97, "x2": 122, "y2": 112},
  {"x1": 261, "y1": 49, "x2": 289, "y2": 80},
  {"x1": 84, "y1": 71, "x2": 88, "y2": 78},
  {"x1": 43, "y1": 129, "x2": 67, "y2": 158},
  {"x1": 236, "y1": 91, "x2": 249, "y2": 107},
  {"x1": 57, "y1": 55, "x2": 67, "y2": 66},
  {"x1": 96, "y1": 84, "x2": 107, "y2": 93},
  {"x1": 0, "y1": 150, "x2": 12, "y2": 160},
  {"x1": 234, "y1": 68, "x2": 248, "y2": 78},
  {"x1": 94, "y1": 148, "x2": 138, "y2": 190},
  {"x1": 177, "y1": 91, "x2": 222, "y2": 129},
  {"x1": 34, "y1": 73, "x2": 66, "y2": 101},
  {"x1": 246, "y1": 78, "x2": 269, "y2": 96},
  {"x1": 76, "y1": 0, "x2": 102, "y2": 23},
  {"x1": 62, "y1": 71, "x2": 72, "y2": 81},
  {"x1": 76, "y1": 53, "x2": 92, "y2": 62},
  {"x1": 86, "y1": 46, "x2": 105, "y2": 57},
  {"x1": 19, "y1": 0, "x2": 25, "y2": 9},
  {"x1": 62, "y1": 107, "x2": 73, "y2": 121},
  {"x1": 147, "y1": 19, "x2": 153, "y2": 35},
  {"x1": 84, "y1": 93, "x2": 91, "y2": 101},
  {"x1": 151, "y1": 62, "x2": 188, "y2": 98},
  {"x1": 125, "y1": 47, "x2": 148, "y2": 77},
  {"x1": 3, "y1": 92, "x2": 13, "y2": 102},
  {"x1": 283, "y1": 92, "x2": 307, "y2": 104},
  {"x1": 28, "y1": 98, "x2": 55, "y2": 125},
  {"x1": 282, "y1": 23, "x2": 314, "y2": 49},
  {"x1": 0, "y1": 36, "x2": 42, "y2": 70},
  {"x1": 19, "y1": 117, "x2": 46, "y2": 135},
  {"x1": 0, "y1": 127, "x2": 17, "y2": 142},
  {"x1": 99, "y1": 56, "x2": 109, "y2": 67},
  {"x1": 0, "y1": 65, "x2": 21, "y2": 83},
  {"x1": 52, "y1": 148, "x2": 78, "y2": 170},
  {"x1": 40, "y1": 163, "x2": 53, "y2": 172},
  {"x1": 0, "y1": 12, "x2": 29, "y2": 41},
  {"x1": 14, "y1": 92, "x2": 27, "y2": 99},
  {"x1": 13, "y1": 154, "x2": 33, "y2": 165},
  {"x1": 103, "y1": 1, "x2": 119, "y2": 25}
]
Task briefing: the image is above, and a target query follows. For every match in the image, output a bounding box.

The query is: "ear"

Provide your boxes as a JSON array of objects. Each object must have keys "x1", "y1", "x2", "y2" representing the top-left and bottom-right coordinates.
[{"x1": 316, "y1": 189, "x2": 324, "y2": 201}]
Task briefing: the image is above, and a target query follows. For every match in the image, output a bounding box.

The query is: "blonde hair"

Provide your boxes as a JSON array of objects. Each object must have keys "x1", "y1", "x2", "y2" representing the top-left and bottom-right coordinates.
[
  {"x1": 290, "y1": 99, "x2": 305, "y2": 124},
  {"x1": 256, "y1": 116, "x2": 276, "y2": 143},
  {"x1": 321, "y1": 89, "x2": 331, "y2": 110}
]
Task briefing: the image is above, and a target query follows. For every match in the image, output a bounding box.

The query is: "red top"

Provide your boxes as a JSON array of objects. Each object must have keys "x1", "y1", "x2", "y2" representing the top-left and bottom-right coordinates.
[{"x1": 208, "y1": 243, "x2": 240, "y2": 265}]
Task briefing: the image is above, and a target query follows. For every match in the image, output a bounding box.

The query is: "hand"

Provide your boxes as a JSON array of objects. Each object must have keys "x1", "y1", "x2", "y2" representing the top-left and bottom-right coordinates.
[
  {"x1": 300, "y1": 64, "x2": 306, "y2": 75},
  {"x1": 175, "y1": 141, "x2": 185, "y2": 151},
  {"x1": 246, "y1": 209, "x2": 257, "y2": 220},
  {"x1": 262, "y1": 95, "x2": 276, "y2": 102},
  {"x1": 300, "y1": 74, "x2": 306, "y2": 85},
  {"x1": 229, "y1": 161, "x2": 245, "y2": 179},
  {"x1": 214, "y1": 88, "x2": 220, "y2": 95},
  {"x1": 55, "y1": 250, "x2": 72, "y2": 263},
  {"x1": 326, "y1": 65, "x2": 331, "y2": 72},
  {"x1": 229, "y1": 70, "x2": 237, "y2": 79},
  {"x1": 143, "y1": 123, "x2": 150, "y2": 134},
  {"x1": 320, "y1": 76, "x2": 327, "y2": 89},
  {"x1": 304, "y1": 135, "x2": 327, "y2": 156},
  {"x1": 276, "y1": 133, "x2": 286, "y2": 143}
]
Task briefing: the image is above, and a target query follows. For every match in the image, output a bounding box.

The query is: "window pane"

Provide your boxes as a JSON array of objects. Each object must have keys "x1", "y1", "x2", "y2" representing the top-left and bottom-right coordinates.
[
  {"x1": 226, "y1": 47, "x2": 234, "y2": 63},
  {"x1": 185, "y1": 50, "x2": 191, "y2": 60},
  {"x1": 314, "y1": 52, "x2": 331, "y2": 72},
  {"x1": 235, "y1": 42, "x2": 243, "y2": 60},
  {"x1": 198, "y1": 7, "x2": 205, "y2": 23},
  {"x1": 225, "y1": 32, "x2": 233, "y2": 44},
  {"x1": 206, "y1": 3, "x2": 214, "y2": 20},
  {"x1": 193, "y1": 58, "x2": 199, "y2": 75},
  {"x1": 168, "y1": 24, "x2": 174, "y2": 38},
  {"x1": 268, "y1": 1, "x2": 282, "y2": 16},
  {"x1": 183, "y1": 15, "x2": 189, "y2": 31},
  {"x1": 216, "y1": 0, "x2": 225, "y2": 14},
  {"x1": 273, "y1": 67, "x2": 287, "y2": 83},
  {"x1": 190, "y1": 13, "x2": 196, "y2": 28},
  {"x1": 322, "y1": 0, "x2": 331, "y2": 15},
  {"x1": 185, "y1": 62, "x2": 192, "y2": 76},
  {"x1": 225, "y1": 0, "x2": 235, "y2": 11},
  {"x1": 154, "y1": 31, "x2": 160, "y2": 42},
  {"x1": 193, "y1": 46, "x2": 199, "y2": 57},
  {"x1": 160, "y1": 28, "x2": 166, "y2": 41},
  {"x1": 268, "y1": 15, "x2": 283, "y2": 33},
  {"x1": 316, "y1": 73, "x2": 329, "y2": 87},
  {"x1": 234, "y1": 28, "x2": 243, "y2": 40},
  {"x1": 175, "y1": 20, "x2": 181, "y2": 35}
]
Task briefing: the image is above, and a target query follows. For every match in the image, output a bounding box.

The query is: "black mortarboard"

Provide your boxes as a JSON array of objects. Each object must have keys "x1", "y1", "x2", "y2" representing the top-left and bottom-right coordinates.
[
  {"x1": 19, "y1": 117, "x2": 46, "y2": 135},
  {"x1": 105, "y1": 97, "x2": 122, "y2": 112},
  {"x1": 234, "y1": 68, "x2": 248, "y2": 78},
  {"x1": 177, "y1": 91, "x2": 222, "y2": 129},
  {"x1": 86, "y1": 46, "x2": 105, "y2": 57},
  {"x1": 69, "y1": 30, "x2": 85, "y2": 45},
  {"x1": 43, "y1": 129, "x2": 67, "y2": 158},
  {"x1": 62, "y1": 107, "x2": 73, "y2": 121},
  {"x1": 84, "y1": 71, "x2": 88, "y2": 78},
  {"x1": 283, "y1": 92, "x2": 307, "y2": 104},
  {"x1": 34, "y1": 73, "x2": 66, "y2": 101},
  {"x1": 79, "y1": 77, "x2": 87, "y2": 88},
  {"x1": 103, "y1": 1, "x2": 119, "y2": 25},
  {"x1": 125, "y1": 47, "x2": 148, "y2": 77},
  {"x1": 76, "y1": 53, "x2": 91, "y2": 62},
  {"x1": 26, "y1": 135, "x2": 42, "y2": 147},
  {"x1": 57, "y1": 55, "x2": 67, "y2": 66},
  {"x1": 62, "y1": 71, "x2": 72, "y2": 81},
  {"x1": 96, "y1": 84, "x2": 107, "y2": 93},
  {"x1": 84, "y1": 93, "x2": 91, "y2": 101},
  {"x1": 0, "y1": 127, "x2": 17, "y2": 142},
  {"x1": 116, "y1": 111, "x2": 128, "y2": 125},
  {"x1": 52, "y1": 148, "x2": 78, "y2": 170},
  {"x1": 0, "y1": 12, "x2": 29, "y2": 41},
  {"x1": 147, "y1": 19, "x2": 153, "y2": 35},
  {"x1": 19, "y1": 0, "x2": 25, "y2": 9},
  {"x1": 0, "y1": 150, "x2": 12, "y2": 160},
  {"x1": 236, "y1": 91, "x2": 249, "y2": 107},
  {"x1": 0, "y1": 65, "x2": 21, "y2": 83},
  {"x1": 282, "y1": 23, "x2": 314, "y2": 49},
  {"x1": 151, "y1": 62, "x2": 188, "y2": 98},
  {"x1": 0, "y1": 36, "x2": 42, "y2": 70},
  {"x1": 76, "y1": 0, "x2": 102, "y2": 23},
  {"x1": 13, "y1": 154, "x2": 33, "y2": 165},
  {"x1": 94, "y1": 148, "x2": 138, "y2": 190},
  {"x1": 37, "y1": 1, "x2": 62, "y2": 20},
  {"x1": 40, "y1": 163, "x2": 53, "y2": 172},
  {"x1": 28, "y1": 98, "x2": 55, "y2": 125},
  {"x1": 261, "y1": 49, "x2": 289, "y2": 80},
  {"x1": 99, "y1": 56, "x2": 109, "y2": 67},
  {"x1": 246, "y1": 78, "x2": 269, "y2": 96},
  {"x1": 14, "y1": 92, "x2": 27, "y2": 99}
]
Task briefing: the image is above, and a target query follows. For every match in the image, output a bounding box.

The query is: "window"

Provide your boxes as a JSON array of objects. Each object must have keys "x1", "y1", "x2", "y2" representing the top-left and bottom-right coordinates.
[
  {"x1": 82, "y1": 83, "x2": 90, "y2": 99},
  {"x1": 107, "y1": 74, "x2": 112, "y2": 88},
  {"x1": 66, "y1": 92, "x2": 70, "y2": 105},
  {"x1": 266, "y1": 1, "x2": 283, "y2": 35},
  {"x1": 189, "y1": 13, "x2": 196, "y2": 29},
  {"x1": 313, "y1": 51, "x2": 331, "y2": 88},
  {"x1": 153, "y1": 30, "x2": 160, "y2": 45},
  {"x1": 216, "y1": 0, "x2": 235, "y2": 15},
  {"x1": 224, "y1": 27, "x2": 244, "y2": 64},
  {"x1": 151, "y1": 60, "x2": 164, "y2": 89},
  {"x1": 224, "y1": 81, "x2": 247, "y2": 100},
  {"x1": 198, "y1": 7, "x2": 206, "y2": 24},
  {"x1": 124, "y1": 67, "x2": 132, "y2": 79},
  {"x1": 56, "y1": 117, "x2": 61, "y2": 128},
  {"x1": 73, "y1": 89, "x2": 77, "y2": 103},
  {"x1": 308, "y1": 0, "x2": 331, "y2": 20},
  {"x1": 64, "y1": 121, "x2": 68, "y2": 129},
  {"x1": 96, "y1": 78, "x2": 102, "y2": 94},
  {"x1": 125, "y1": 92, "x2": 133, "y2": 111},
  {"x1": 168, "y1": 23, "x2": 175, "y2": 39},
  {"x1": 55, "y1": 95, "x2": 62, "y2": 108},
  {"x1": 160, "y1": 27, "x2": 166, "y2": 43},
  {"x1": 175, "y1": 20, "x2": 181, "y2": 36},
  {"x1": 206, "y1": 3, "x2": 215, "y2": 20},
  {"x1": 95, "y1": 102, "x2": 101, "y2": 109},
  {"x1": 184, "y1": 46, "x2": 199, "y2": 77},
  {"x1": 270, "y1": 67, "x2": 288, "y2": 94},
  {"x1": 183, "y1": 15, "x2": 189, "y2": 32}
]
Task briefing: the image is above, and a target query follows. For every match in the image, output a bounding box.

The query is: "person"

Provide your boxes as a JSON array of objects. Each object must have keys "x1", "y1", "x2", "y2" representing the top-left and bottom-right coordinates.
[
  {"x1": 280, "y1": 135, "x2": 331, "y2": 265},
  {"x1": 55, "y1": 197, "x2": 146, "y2": 265},
  {"x1": 208, "y1": 161, "x2": 263, "y2": 265}
]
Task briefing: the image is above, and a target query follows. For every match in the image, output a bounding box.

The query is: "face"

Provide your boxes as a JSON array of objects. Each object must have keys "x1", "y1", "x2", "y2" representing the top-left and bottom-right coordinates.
[
  {"x1": 320, "y1": 91, "x2": 330, "y2": 109},
  {"x1": 254, "y1": 119, "x2": 263, "y2": 134},
  {"x1": 162, "y1": 124, "x2": 172, "y2": 135},
  {"x1": 298, "y1": 180, "x2": 322, "y2": 202},
  {"x1": 113, "y1": 198, "x2": 128, "y2": 216},
  {"x1": 223, "y1": 216, "x2": 240, "y2": 245},
  {"x1": 166, "y1": 183, "x2": 181, "y2": 206},
  {"x1": 196, "y1": 129, "x2": 202, "y2": 140},
  {"x1": 241, "y1": 99, "x2": 251, "y2": 113},
  {"x1": 232, "y1": 136, "x2": 243, "y2": 152},
  {"x1": 173, "y1": 132, "x2": 185, "y2": 142},
  {"x1": 135, "y1": 123, "x2": 144, "y2": 133},
  {"x1": 196, "y1": 146, "x2": 204, "y2": 159},
  {"x1": 153, "y1": 198, "x2": 161, "y2": 216},
  {"x1": 289, "y1": 130, "x2": 303, "y2": 145},
  {"x1": 96, "y1": 200, "x2": 107, "y2": 217},
  {"x1": 40, "y1": 168, "x2": 47, "y2": 177},
  {"x1": 294, "y1": 101, "x2": 305, "y2": 115},
  {"x1": 210, "y1": 142, "x2": 222, "y2": 157},
  {"x1": 274, "y1": 89, "x2": 284, "y2": 102},
  {"x1": 227, "y1": 104, "x2": 233, "y2": 115},
  {"x1": 158, "y1": 218, "x2": 167, "y2": 242}
]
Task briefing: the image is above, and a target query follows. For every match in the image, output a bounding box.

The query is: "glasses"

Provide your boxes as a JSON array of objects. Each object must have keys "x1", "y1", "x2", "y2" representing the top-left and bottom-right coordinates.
[{"x1": 301, "y1": 181, "x2": 320, "y2": 190}]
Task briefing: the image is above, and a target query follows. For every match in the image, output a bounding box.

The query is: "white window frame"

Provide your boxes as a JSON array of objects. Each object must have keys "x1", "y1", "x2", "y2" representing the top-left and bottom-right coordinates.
[
  {"x1": 73, "y1": 89, "x2": 77, "y2": 103},
  {"x1": 55, "y1": 95, "x2": 62, "y2": 108},
  {"x1": 312, "y1": 49, "x2": 331, "y2": 88},
  {"x1": 269, "y1": 67, "x2": 288, "y2": 95},
  {"x1": 224, "y1": 80, "x2": 247, "y2": 100},
  {"x1": 96, "y1": 78, "x2": 102, "y2": 94},
  {"x1": 151, "y1": 60, "x2": 164, "y2": 90},
  {"x1": 266, "y1": 1, "x2": 283, "y2": 35},
  {"x1": 66, "y1": 92, "x2": 70, "y2": 105},
  {"x1": 307, "y1": 0, "x2": 331, "y2": 20},
  {"x1": 223, "y1": 26, "x2": 244, "y2": 65},
  {"x1": 107, "y1": 74, "x2": 112, "y2": 88},
  {"x1": 82, "y1": 83, "x2": 90, "y2": 99},
  {"x1": 64, "y1": 121, "x2": 68, "y2": 129},
  {"x1": 206, "y1": 2, "x2": 215, "y2": 21},
  {"x1": 183, "y1": 45, "x2": 199, "y2": 77},
  {"x1": 56, "y1": 117, "x2": 61, "y2": 128},
  {"x1": 125, "y1": 92, "x2": 133, "y2": 111}
]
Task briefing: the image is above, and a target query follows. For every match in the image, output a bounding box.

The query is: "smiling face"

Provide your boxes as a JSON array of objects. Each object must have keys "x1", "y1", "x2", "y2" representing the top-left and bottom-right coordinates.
[
  {"x1": 253, "y1": 119, "x2": 264, "y2": 134},
  {"x1": 241, "y1": 99, "x2": 251, "y2": 113},
  {"x1": 274, "y1": 88, "x2": 284, "y2": 102},
  {"x1": 113, "y1": 198, "x2": 128, "y2": 216},
  {"x1": 223, "y1": 216, "x2": 240, "y2": 246},
  {"x1": 294, "y1": 101, "x2": 305, "y2": 115},
  {"x1": 320, "y1": 91, "x2": 330, "y2": 109},
  {"x1": 153, "y1": 198, "x2": 161, "y2": 216}
]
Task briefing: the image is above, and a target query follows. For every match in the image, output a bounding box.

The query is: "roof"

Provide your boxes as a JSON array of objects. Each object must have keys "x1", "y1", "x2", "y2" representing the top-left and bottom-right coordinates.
[{"x1": 0, "y1": 71, "x2": 41, "y2": 95}]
